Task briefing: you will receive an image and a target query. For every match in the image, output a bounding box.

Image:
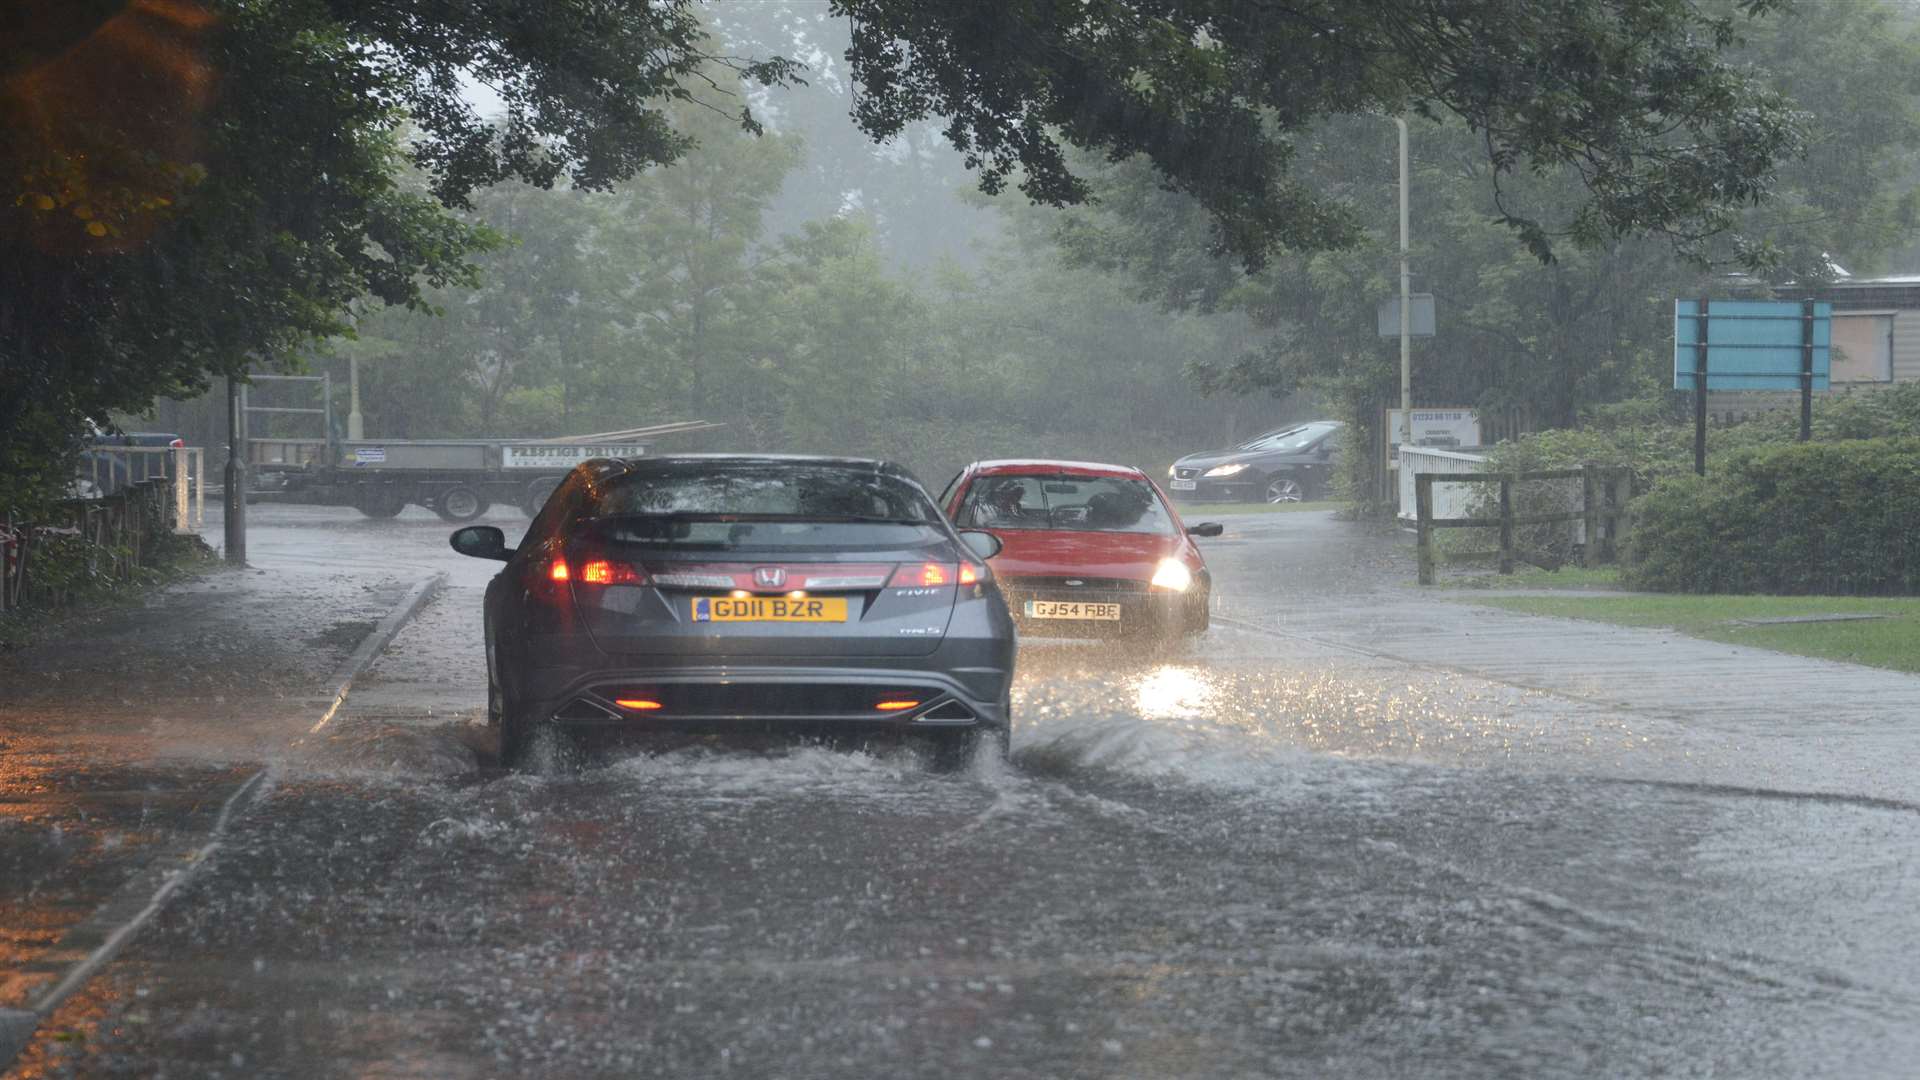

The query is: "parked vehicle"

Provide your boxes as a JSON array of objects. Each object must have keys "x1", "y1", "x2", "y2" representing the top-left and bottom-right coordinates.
[
  {"x1": 452, "y1": 454, "x2": 1015, "y2": 768},
  {"x1": 941, "y1": 459, "x2": 1222, "y2": 641},
  {"x1": 254, "y1": 422, "x2": 718, "y2": 522},
  {"x1": 1166, "y1": 420, "x2": 1344, "y2": 504}
]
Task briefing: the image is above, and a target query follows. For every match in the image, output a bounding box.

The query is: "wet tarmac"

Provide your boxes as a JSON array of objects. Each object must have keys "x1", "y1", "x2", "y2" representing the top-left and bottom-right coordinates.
[{"x1": 4, "y1": 505, "x2": 1920, "y2": 1077}]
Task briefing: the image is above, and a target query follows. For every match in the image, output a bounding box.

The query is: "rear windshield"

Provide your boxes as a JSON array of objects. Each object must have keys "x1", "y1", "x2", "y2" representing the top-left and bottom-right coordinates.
[
  {"x1": 958, "y1": 475, "x2": 1176, "y2": 535},
  {"x1": 591, "y1": 464, "x2": 942, "y2": 551}
]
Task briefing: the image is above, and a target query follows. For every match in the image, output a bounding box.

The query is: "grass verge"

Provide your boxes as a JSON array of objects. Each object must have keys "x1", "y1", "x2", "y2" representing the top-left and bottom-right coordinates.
[
  {"x1": 1437, "y1": 566, "x2": 1624, "y2": 590},
  {"x1": 1465, "y1": 592, "x2": 1920, "y2": 674},
  {"x1": 0, "y1": 533, "x2": 217, "y2": 651}
]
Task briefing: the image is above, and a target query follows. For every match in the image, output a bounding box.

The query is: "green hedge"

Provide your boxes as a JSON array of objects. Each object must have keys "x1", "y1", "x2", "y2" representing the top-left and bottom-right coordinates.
[{"x1": 1622, "y1": 438, "x2": 1920, "y2": 595}]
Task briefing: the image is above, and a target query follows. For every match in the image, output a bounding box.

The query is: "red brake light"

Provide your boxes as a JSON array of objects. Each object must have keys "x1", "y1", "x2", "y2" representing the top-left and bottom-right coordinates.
[
  {"x1": 875, "y1": 699, "x2": 921, "y2": 712},
  {"x1": 614, "y1": 698, "x2": 663, "y2": 711},
  {"x1": 889, "y1": 562, "x2": 956, "y2": 587},
  {"x1": 580, "y1": 559, "x2": 644, "y2": 585},
  {"x1": 548, "y1": 558, "x2": 570, "y2": 582},
  {"x1": 958, "y1": 563, "x2": 980, "y2": 586}
]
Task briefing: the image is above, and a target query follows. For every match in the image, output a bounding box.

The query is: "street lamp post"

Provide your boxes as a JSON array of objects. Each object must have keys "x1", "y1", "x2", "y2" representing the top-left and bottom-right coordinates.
[
  {"x1": 223, "y1": 372, "x2": 247, "y2": 565},
  {"x1": 348, "y1": 354, "x2": 364, "y2": 441},
  {"x1": 1396, "y1": 116, "x2": 1412, "y2": 463}
]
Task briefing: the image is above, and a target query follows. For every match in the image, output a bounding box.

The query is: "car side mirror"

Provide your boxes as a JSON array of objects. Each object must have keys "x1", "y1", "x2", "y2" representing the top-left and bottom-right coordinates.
[
  {"x1": 959, "y1": 530, "x2": 1003, "y2": 560},
  {"x1": 450, "y1": 525, "x2": 513, "y2": 561},
  {"x1": 1186, "y1": 522, "x2": 1225, "y2": 538}
]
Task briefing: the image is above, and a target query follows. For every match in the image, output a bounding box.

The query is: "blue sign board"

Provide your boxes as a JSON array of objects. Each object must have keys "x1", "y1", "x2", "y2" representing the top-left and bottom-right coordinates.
[{"x1": 1673, "y1": 300, "x2": 1830, "y2": 391}]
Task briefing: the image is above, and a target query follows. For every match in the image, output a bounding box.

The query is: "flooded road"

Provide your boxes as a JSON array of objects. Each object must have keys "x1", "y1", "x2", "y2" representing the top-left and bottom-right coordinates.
[{"x1": 6, "y1": 507, "x2": 1920, "y2": 1077}]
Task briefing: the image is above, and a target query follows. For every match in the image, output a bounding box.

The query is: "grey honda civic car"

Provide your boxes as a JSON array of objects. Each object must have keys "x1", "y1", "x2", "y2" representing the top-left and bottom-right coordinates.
[{"x1": 450, "y1": 454, "x2": 1015, "y2": 768}]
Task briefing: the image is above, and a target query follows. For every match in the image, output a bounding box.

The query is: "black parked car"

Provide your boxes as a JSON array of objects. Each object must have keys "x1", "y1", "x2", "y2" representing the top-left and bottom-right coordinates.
[
  {"x1": 1165, "y1": 421, "x2": 1344, "y2": 504},
  {"x1": 452, "y1": 454, "x2": 1016, "y2": 769}
]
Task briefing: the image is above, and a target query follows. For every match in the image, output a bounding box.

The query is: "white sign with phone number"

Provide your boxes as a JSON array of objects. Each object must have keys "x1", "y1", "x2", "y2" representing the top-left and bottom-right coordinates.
[{"x1": 1385, "y1": 408, "x2": 1481, "y2": 457}]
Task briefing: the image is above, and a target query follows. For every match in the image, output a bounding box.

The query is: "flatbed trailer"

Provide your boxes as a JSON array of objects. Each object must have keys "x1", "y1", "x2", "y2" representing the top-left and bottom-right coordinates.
[{"x1": 239, "y1": 382, "x2": 721, "y2": 520}]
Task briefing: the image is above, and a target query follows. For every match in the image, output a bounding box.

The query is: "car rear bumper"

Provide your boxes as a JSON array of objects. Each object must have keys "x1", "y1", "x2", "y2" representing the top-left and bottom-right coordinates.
[{"x1": 524, "y1": 664, "x2": 1011, "y2": 734}]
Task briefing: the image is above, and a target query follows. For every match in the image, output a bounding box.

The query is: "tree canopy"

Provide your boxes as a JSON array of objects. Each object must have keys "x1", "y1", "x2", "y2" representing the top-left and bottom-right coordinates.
[
  {"x1": 834, "y1": 0, "x2": 1805, "y2": 266},
  {"x1": 0, "y1": 0, "x2": 1842, "y2": 510}
]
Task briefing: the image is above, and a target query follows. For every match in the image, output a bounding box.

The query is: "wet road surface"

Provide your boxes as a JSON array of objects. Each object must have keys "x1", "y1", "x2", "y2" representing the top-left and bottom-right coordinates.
[{"x1": 5, "y1": 506, "x2": 1920, "y2": 1077}]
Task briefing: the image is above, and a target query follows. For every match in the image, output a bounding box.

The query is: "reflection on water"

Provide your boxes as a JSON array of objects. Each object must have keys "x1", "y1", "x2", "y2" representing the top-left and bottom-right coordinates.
[{"x1": 1010, "y1": 640, "x2": 1647, "y2": 788}]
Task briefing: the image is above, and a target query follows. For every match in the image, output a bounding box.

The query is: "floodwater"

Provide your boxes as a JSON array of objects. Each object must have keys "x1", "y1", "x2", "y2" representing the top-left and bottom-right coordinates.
[{"x1": 5, "y1": 506, "x2": 1920, "y2": 1078}]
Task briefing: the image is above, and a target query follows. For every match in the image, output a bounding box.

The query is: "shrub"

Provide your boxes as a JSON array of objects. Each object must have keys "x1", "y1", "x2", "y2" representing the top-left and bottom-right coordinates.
[{"x1": 1622, "y1": 438, "x2": 1920, "y2": 594}]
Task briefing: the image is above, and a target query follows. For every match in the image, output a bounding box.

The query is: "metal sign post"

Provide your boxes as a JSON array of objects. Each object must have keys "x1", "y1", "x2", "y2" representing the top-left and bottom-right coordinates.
[
  {"x1": 1801, "y1": 297, "x2": 1815, "y2": 442},
  {"x1": 1695, "y1": 298, "x2": 1709, "y2": 476}
]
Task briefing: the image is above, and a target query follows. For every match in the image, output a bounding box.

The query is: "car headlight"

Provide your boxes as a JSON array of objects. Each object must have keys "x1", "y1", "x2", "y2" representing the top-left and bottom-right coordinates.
[
  {"x1": 1168, "y1": 464, "x2": 1179, "y2": 477},
  {"x1": 1203, "y1": 463, "x2": 1249, "y2": 478},
  {"x1": 1150, "y1": 557, "x2": 1193, "y2": 592}
]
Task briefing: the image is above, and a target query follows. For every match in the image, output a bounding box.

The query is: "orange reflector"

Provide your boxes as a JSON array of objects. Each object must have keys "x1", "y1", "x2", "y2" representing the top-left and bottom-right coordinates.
[
  {"x1": 875, "y1": 700, "x2": 921, "y2": 712},
  {"x1": 548, "y1": 559, "x2": 570, "y2": 582},
  {"x1": 614, "y1": 698, "x2": 663, "y2": 711}
]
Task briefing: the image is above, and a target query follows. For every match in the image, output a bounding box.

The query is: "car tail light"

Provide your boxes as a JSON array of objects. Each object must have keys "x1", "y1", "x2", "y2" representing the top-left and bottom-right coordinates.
[
  {"x1": 889, "y1": 562, "x2": 956, "y2": 587},
  {"x1": 614, "y1": 698, "x2": 663, "y2": 711},
  {"x1": 580, "y1": 559, "x2": 645, "y2": 586},
  {"x1": 557, "y1": 547, "x2": 649, "y2": 587},
  {"x1": 958, "y1": 563, "x2": 983, "y2": 586},
  {"x1": 875, "y1": 699, "x2": 921, "y2": 712}
]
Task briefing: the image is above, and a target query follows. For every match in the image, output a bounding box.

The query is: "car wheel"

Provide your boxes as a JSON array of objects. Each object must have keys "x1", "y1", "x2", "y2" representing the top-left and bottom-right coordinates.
[
  {"x1": 1185, "y1": 591, "x2": 1211, "y2": 635},
  {"x1": 926, "y1": 726, "x2": 997, "y2": 773},
  {"x1": 521, "y1": 476, "x2": 562, "y2": 518},
  {"x1": 355, "y1": 488, "x2": 407, "y2": 518},
  {"x1": 434, "y1": 485, "x2": 488, "y2": 522},
  {"x1": 1263, "y1": 474, "x2": 1305, "y2": 504}
]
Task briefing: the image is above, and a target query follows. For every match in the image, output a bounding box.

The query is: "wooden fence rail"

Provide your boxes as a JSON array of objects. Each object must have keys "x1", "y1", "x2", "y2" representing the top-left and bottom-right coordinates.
[{"x1": 1415, "y1": 463, "x2": 1635, "y2": 585}]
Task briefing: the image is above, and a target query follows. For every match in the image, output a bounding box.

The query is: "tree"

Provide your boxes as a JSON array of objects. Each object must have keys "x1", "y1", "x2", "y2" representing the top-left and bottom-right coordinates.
[
  {"x1": 0, "y1": 0, "x2": 796, "y2": 509},
  {"x1": 1, "y1": 0, "x2": 1827, "y2": 512},
  {"x1": 833, "y1": 0, "x2": 1805, "y2": 267}
]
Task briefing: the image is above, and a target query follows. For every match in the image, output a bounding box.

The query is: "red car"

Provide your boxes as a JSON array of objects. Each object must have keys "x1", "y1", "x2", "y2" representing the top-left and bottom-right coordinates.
[{"x1": 940, "y1": 460, "x2": 1223, "y2": 639}]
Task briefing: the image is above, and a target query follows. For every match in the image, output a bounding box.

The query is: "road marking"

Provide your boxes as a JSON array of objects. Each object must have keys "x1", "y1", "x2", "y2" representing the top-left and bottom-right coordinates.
[
  {"x1": 311, "y1": 571, "x2": 447, "y2": 734},
  {"x1": 1, "y1": 573, "x2": 446, "y2": 1069}
]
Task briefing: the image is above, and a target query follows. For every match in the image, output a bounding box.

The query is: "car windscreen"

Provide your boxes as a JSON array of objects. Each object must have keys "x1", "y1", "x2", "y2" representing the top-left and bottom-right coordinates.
[
  {"x1": 1240, "y1": 423, "x2": 1339, "y2": 452},
  {"x1": 589, "y1": 465, "x2": 944, "y2": 552},
  {"x1": 958, "y1": 474, "x2": 1176, "y2": 535},
  {"x1": 1235, "y1": 426, "x2": 1307, "y2": 451}
]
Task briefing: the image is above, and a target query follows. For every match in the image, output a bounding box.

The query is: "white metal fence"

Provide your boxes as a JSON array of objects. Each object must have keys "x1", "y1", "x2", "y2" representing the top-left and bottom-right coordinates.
[{"x1": 73, "y1": 445, "x2": 206, "y2": 533}]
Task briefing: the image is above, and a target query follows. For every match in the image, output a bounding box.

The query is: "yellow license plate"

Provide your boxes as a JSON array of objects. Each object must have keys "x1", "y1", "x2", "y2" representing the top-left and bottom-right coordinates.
[
  {"x1": 691, "y1": 596, "x2": 848, "y2": 623},
  {"x1": 1025, "y1": 600, "x2": 1122, "y2": 621}
]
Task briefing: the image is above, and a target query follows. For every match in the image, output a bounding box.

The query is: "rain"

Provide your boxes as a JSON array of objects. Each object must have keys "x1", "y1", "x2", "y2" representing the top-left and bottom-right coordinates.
[{"x1": 8, "y1": 2, "x2": 1920, "y2": 1077}]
